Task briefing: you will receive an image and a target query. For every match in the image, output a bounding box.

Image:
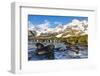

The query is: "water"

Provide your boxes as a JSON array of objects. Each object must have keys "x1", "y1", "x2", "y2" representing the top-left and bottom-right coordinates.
[{"x1": 28, "y1": 41, "x2": 88, "y2": 61}]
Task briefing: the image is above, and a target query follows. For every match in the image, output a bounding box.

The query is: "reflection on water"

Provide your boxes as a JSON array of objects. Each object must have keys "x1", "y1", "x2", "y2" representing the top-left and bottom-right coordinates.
[{"x1": 28, "y1": 41, "x2": 88, "y2": 61}]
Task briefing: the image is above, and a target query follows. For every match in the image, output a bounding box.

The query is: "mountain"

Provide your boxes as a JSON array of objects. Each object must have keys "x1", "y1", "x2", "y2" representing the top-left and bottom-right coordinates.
[
  {"x1": 28, "y1": 19, "x2": 88, "y2": 38},
  {"x1": 56, "y1": 20, "x2": 88, "y2": 38}
]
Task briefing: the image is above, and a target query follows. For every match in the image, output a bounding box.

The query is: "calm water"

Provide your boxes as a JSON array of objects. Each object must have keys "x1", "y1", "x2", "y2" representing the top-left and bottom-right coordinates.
[{"x1": 28, "y1": 41, "x2": 88, "y2": 61}]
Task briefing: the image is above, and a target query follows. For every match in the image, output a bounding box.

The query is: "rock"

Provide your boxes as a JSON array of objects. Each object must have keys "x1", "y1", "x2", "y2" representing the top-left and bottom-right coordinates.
[{"x1": 35, "y1": 43, "x2": 55, "y2": 59}]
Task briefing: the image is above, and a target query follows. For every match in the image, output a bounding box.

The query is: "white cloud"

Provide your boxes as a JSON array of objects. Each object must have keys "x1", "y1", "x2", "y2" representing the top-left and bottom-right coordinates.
[
  {"x1": 70, "y1": 19, "x2": 88, "y2": 26},
  {"x1": 38, "y1": 20, "x2": 50, "y2": 30},
  {"x1": 28, "y1": 20, "x2": 51, "y2": 32},
  {"x1": 72, "y1": 19, "x2": 80, "y2": 23},
  {"x1": 28, "y1": 21, "x2": 35, "y2": 30},
  {"x1": 69, "y1": 19, "x2": 81, "y2": 26}
]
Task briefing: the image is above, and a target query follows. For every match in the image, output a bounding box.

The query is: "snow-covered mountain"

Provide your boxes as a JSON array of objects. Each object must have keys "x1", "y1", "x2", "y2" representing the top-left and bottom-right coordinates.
[{"x1": 28, "y1": 19, "x2": 88, "y2": 38}]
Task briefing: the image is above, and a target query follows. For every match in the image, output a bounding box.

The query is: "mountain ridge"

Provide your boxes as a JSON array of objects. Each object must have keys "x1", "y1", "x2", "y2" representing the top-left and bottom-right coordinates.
[{"x1": 28, "y1": 19, "x2": 88, "y2": 38}]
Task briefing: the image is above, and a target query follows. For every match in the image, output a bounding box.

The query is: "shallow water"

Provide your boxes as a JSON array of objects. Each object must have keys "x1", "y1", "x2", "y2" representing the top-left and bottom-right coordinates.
[{"x1": 28, "y1": 41, "x2": 88, "y2": 61}]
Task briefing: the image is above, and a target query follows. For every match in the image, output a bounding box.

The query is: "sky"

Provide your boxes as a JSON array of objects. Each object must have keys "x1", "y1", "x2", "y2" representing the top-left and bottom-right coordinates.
[{"x1": 28, "y1": 15, "x2": 88, "y2": 28}]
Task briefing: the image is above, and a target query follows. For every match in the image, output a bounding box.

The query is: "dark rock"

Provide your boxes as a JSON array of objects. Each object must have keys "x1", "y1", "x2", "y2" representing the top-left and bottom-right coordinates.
[{"x1": 35, "y1": 43, "x2": 55, "y2": 59}]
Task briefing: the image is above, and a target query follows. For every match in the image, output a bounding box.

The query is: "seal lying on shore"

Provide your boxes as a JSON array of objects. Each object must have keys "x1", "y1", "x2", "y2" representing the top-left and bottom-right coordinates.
[{"x1": 35, "y1": 43, "x2": 55, "y2": 59}]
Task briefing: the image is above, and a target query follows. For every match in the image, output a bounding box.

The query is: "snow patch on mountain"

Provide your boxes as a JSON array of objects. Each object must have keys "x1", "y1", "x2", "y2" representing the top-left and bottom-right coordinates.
[{"x1": 28, "y1": 19, "x2": 88, "y2": 37}]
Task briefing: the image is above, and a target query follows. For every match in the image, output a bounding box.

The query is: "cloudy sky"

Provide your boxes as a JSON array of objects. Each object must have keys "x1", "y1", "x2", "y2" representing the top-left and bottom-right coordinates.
[{"x1": 28, "y1": 15, "x2": 88, "y2": 29}]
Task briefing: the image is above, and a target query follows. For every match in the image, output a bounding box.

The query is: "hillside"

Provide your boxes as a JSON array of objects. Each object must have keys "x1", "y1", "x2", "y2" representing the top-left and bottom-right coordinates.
[{"x1": 28, "y1": 19, "x2": 88, "y2": 45}]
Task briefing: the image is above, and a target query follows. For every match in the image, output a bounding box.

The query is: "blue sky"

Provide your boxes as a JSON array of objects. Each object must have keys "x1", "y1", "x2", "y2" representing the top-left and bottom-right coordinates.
[{"x1": 28, "y1": 15, "x2": 88, "y2": 28}]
